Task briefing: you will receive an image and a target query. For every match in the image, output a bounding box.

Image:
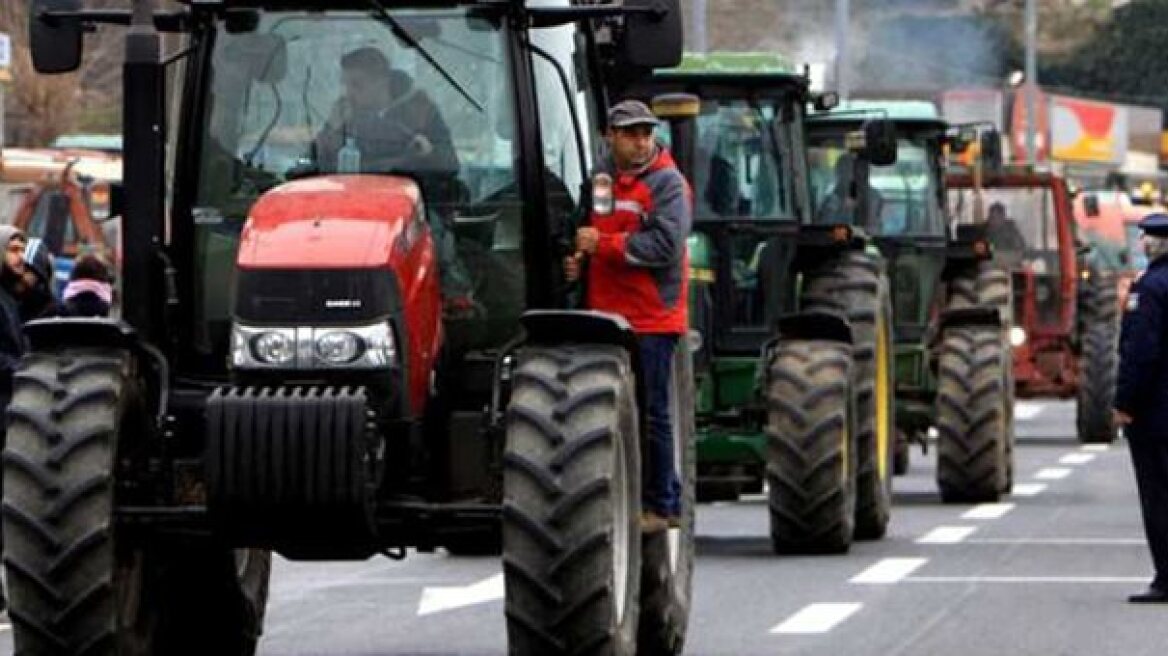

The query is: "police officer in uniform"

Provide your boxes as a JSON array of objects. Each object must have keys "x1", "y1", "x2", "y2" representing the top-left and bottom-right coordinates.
[{"x1": 1115, "y1": 212, "x2": 1168, "y2": 603}]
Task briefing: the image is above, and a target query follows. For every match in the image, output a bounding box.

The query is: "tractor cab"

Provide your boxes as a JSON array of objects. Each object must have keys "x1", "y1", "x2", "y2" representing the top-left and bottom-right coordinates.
[
  {"x1": 630, "y1": 52, "x2": 901, "y2": 553},
  {"x1": 17, "y1": 2, "x2": 696, "y2": 654}
]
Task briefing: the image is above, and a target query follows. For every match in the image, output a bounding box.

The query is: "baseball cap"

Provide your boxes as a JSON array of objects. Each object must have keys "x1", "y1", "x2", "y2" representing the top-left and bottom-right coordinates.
[{"x1": 608, "y1": 100, "x2": 660, "y2": 129}]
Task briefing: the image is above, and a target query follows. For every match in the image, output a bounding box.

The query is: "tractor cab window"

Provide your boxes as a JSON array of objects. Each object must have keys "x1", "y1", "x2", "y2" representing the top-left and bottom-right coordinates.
[
  {"x1": 692, "y1": 99, "x2": 791, "y2": 220},
  {"x1": 191, "y1": 8, "x2": 522, "y2": 356},
  {"x1": 949, "y1": 186, "x2": 1060, "y2": 275},
  {"x1": 808, "y1": 134, "x2": 946, "y2": 237}
]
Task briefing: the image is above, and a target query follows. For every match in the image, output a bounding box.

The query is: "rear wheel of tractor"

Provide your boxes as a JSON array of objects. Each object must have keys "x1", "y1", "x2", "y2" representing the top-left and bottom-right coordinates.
[
  {"x1": 765, "y1": 340, "x2": 856, "y2": 554},
  {"x1": 502, "y1": 345, "x2": 641, "y2": 655},
  {"x1": 1077, "y1": 268, "x2": 1119, "y2": 444},
  {"x1": 804, "y1": 252, "x2": 894, "y2": 541},
  {"x1": 638, "y1": 342, "x2": 696, "y2": 655},
  {"x1": 2, "y1": 349, "x2": 270, "y2": 656},
  {"x1": 935, "y1": 328, "x2": 1010, "y2": 503}
]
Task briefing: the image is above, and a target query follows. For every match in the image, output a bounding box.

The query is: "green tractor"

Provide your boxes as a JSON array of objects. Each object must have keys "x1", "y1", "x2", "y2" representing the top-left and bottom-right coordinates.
[
  {"x1": 806, "y1": 102, "x2": 1016, "y2": 502},
  {"x1": 628, "y1": 52, "x2": 898, "y2": 552}
]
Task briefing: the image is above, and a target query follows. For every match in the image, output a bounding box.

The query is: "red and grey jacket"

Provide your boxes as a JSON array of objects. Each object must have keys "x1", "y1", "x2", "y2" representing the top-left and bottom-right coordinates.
[{"x1": 586, "y1": 146, "x2": 692, "y2": 335}]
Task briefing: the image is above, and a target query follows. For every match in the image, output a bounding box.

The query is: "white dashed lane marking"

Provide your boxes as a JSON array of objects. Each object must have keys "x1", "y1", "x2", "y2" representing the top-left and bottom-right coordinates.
[
  {"x1": 1081, "y1": 444, "x2": 1110, "y2": 452},
  {"x1": 770, "y1": 603, "x2": 863, "y2": 634},
  {"x1": 850, "y1": 558, "x2": 928, "y2": 584},
  {"x1": 1035, "y1": 467, "x2": 1072, "y2": 480},
  {"x1": 917, "y1": 526, "x2": 977, "y2": 544},
  {"x1": 962, "y1": 503, "x2": 1015, "y2": 520},
  {"x1": 1060, "y1": 453, "x2": 1096, "y2": 465},
  {"x1": 906, "y1": 576, "x2": 1146, "y2": 584},
  {"x1": 1011, "y1": 483, "x2": 1048, "y2": 497},
  {"x1": 964, "y1": 538, "x2": 1144, "y2": 545}
]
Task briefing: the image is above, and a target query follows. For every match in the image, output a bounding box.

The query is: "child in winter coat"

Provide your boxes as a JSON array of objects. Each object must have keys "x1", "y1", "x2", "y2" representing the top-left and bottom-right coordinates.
[{"x1": 62, "y1": 254, "x2": 113, "y2": 317}]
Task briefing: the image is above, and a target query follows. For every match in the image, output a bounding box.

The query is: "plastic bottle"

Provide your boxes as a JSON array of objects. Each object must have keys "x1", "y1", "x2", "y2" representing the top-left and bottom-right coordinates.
[{"x1": 337, "y1": 137, "x2": 361, "y2": 174}]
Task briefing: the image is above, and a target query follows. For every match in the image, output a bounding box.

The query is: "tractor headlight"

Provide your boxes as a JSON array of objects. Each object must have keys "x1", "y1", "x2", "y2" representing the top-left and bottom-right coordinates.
[
  {"x1": 253, "y1": 330, "x2": 296, "y2": 366},
  {"x1": 1009, "y1": 326, "x2": 1027, "y2": 348},
  {"x1": 316, "y1": 331, "x2": 362, "y2": 364},
  {"x1": 232, "y1": 322, "x2": 396, "y2": 370}
]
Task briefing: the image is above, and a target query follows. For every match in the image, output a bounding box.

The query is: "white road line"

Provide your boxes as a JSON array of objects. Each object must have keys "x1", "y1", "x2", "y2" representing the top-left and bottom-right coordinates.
[
  {"x1": 917, "y1": 526, "x2": 977, "y2": 544},
  {"x1": 1081, "y1": 444, "x2": 1110, "y2": 452},
  {"x1": 907, "y1": 576, "x2": 1146, "y2": 584},
  {"x1": 962, "y1": 503, "x2": 1015, "y2": 520},
  {"x1": 1060, "y1": 453, "x2": 1096, "y2": 465},
  {"x1": 0, "y1": 625, "x2": 8, "y2": 633},
  {"x1": 1035, "y1": 467, "x2": 1072, "y2": 480},
  {"x1": 965, "y1": 538, "x2": 1144, "y2": 545},
  {"x1": 770, "y1": 603, "x2": 862, "y2": 634},
  {"x1": 417, "y1": 573, "x2": 504, "y2": 616},
  {"x1": 1014, "y1": 402, "x2": 1045, "y2": 420},
  {"x1": 850, "y1": 558, "x2": 928, "y2": 584},
  {"x1": 1011, "y1": 483, "x2": 1048, "y2": 497}
]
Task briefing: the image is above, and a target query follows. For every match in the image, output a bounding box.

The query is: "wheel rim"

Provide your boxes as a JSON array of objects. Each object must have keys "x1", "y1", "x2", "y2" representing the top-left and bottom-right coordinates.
[
  {"x1": 876, "y1": 314, "x2": 891, "y2": 483},
  {"x1": 613, "y1": 433, "x2": 630, "y2": 623},
  {"x1": 667, "y1": 352, "x2": 683, "y2": 572}
]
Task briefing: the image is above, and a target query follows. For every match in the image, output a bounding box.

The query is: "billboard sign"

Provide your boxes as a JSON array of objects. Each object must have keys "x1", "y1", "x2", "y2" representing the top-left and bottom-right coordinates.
[{"x1": 1050, "y1": 95, "x2": 1128, "y2": 164}]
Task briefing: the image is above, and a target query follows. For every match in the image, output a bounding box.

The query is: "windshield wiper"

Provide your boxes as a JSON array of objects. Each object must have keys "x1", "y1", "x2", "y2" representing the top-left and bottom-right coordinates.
[{"x1": 366, "y1": 0, "x2": 484, "y2": 113}]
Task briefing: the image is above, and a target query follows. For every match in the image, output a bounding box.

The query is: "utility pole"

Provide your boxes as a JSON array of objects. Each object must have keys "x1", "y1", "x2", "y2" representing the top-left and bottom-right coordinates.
[
  {"x1": 692, "y1": 0, "x2": 707, "y2": 54},
  {"x1": 1025, "y1": 0, "x2": 1038, "y2": 167},
  {"x1": 835, "y1": 0, "x2": 850, "y2": 102}
]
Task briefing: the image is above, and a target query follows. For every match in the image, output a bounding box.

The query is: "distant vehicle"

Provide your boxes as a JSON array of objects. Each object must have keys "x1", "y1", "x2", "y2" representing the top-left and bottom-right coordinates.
[{"x1": 49, "y1": 133, "x2": 123, "y2": 155}]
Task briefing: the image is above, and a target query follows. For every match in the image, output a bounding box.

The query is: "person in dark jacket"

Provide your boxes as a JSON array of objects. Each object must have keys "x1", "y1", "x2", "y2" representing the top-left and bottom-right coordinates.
[
  {"x1": 565, "y1": 100, "x2": 692, "y2": 533},
  {"x1": 0, "y1": 225, "x2": 28, "y2": 611},
  {"x1": 62, "y1": 254, "x2": 114, "y2": 317},
  {"x1": 1115, "y1": 212, "x2": 1168, "y2": 603},
  {"x1": 18, "y1": 237, "x2": 61, "y2": 321}
]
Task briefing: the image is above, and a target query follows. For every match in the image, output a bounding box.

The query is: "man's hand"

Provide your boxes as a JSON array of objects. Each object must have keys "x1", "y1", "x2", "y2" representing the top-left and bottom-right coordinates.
[
  {"x1": 564, "y1": 253, "x2": 583, "y2": 282},
  {"x1": 575, "y1": 227, "x2": 599, "y2": 255},
  {"x1": 1114, "y1": 410, "x2": 1133, "y2": 427}
]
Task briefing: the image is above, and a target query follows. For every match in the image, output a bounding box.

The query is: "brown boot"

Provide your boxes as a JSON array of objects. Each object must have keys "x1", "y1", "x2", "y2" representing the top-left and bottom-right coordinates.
[{"x1": 640, "y1": 511, "x2": 670, "y2": 534}]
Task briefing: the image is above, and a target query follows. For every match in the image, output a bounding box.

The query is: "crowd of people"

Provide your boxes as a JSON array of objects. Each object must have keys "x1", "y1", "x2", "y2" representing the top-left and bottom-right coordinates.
[{"x1": 0, "y1": 226, "x2": 114, "y2": 610}]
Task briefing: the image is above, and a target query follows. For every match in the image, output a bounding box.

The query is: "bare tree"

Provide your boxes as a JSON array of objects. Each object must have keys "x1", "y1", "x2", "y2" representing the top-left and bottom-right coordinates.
[{"x1": 1, "y1": 1, "x2": 125, "y2": 145}]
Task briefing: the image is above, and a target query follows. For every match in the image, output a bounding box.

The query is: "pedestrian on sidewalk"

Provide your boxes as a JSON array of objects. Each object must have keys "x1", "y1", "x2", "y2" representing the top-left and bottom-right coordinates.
[
  {"x1": 0, "y1": 225, "x2": 30, "y2": 611},
  {"x1": 1114, "y1": 212, "x2": 1168, "y2": 604}
]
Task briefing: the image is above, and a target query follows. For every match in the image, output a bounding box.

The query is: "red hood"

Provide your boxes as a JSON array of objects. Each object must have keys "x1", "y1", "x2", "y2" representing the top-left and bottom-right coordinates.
[{"x1": 238, "y1": 175, "x2": 421, "y2": 269}]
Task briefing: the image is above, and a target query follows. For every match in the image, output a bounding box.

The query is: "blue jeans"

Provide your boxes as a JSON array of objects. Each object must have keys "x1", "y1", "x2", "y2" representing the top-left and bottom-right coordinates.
[{"x1": 639, "y1": 335, "x2": 680, "y2": 517}]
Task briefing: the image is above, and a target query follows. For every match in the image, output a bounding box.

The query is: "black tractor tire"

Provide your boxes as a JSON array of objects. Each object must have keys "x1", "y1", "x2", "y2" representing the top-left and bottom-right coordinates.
[
  {"x1": 803, "y1": 252, "x2": 895, "y2": 541},
  {"x1": 948, "y1": 261, "x2": 1012, "y2": 321},
  {"x1": 2, "y1": 349, "x2": 270, "y2": 656},
  {"x1": 1076, "y1": 267, "x2": 1119, "y2": 444},
  {"x1": 1077, "y1": 323, "x2": 1119, "y2": 444},
  {"x1": 638, "y1": 342, "x2": 696, "y2": 655},
  {"x1": 502, "y1": 345, "x2": 642, "y2": 655},
  {"x1": 934, "y1": 328, "x2": 1011, "y2": 503},
  {"x1": 765, "y1": 340, "x2": 856, "y2": 554}
]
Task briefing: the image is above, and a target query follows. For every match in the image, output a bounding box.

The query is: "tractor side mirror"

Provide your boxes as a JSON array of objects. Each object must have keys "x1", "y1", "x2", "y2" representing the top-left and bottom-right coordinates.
[
  {"x1": 1084, "y1": 193, "x2": 1101, "y2": 218},
  {"x1": 92, "y1": 182, "x2": 125, "y2": 223},
  {"x1": 621, "y1": 0, "x2": 683, "y2": 69},
  {"x1": 30, "y1": 0, "x2": 84, "y2": 74},
  {"x1": 862, "y1": 119, "x2": 898, "y2": 167},
  {"x1": 980, "y1": 129, "x2": 1003, "y2": 171}
]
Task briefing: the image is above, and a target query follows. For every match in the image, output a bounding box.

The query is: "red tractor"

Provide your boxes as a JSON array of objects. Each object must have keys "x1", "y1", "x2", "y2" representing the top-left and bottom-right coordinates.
[
  {"x1": 11, "y1": 1, "x2": 695, "y2": 655},
  {"x1": 948, "y1": 167, "x2": 1119, "y2": 443}
]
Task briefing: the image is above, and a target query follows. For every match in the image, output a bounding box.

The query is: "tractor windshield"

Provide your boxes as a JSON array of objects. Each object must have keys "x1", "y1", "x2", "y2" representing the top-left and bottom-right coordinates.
[
  {"x1": 188, "y1": 8, "x2": 521, "y2": 356},
  {"x1": 808, "y1": 134, "x2": 946, "y2": 237},
  {"x1": 689, "y1": 98, "x2": 793, "y2": 220},
  {"x1": 949, "y1": 185, "x2": 1060, "y2": 275}
]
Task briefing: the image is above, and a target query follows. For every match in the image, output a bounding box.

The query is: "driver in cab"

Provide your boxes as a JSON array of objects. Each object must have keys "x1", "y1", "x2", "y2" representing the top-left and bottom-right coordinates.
[{"x1": 314, "y1": 47, "x2": 458, "y2": 177}]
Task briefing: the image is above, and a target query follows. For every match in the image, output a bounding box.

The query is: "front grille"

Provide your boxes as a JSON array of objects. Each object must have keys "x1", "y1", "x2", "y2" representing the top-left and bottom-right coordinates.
[{"x1": 235, "y1": 268, "x2": 401, "y2": 324}]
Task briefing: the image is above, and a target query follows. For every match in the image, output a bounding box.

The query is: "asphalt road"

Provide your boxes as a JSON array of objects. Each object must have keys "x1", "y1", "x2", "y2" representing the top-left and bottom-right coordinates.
[{"x1": 0, "y1": 400, "x2": 1162, "y2": 655}]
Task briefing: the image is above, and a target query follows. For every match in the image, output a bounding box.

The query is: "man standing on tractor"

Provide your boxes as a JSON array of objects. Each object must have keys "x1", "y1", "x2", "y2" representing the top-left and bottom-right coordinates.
[
  {"x1": 565, "y1": 99, "x2": 692, "y2": 533},
  {"x1": 1114, "y1": 212, "x2": 1168, "y2": 604},
  {"x1": 313, "y1": 46, "x2": 476, "y2": 318}
]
